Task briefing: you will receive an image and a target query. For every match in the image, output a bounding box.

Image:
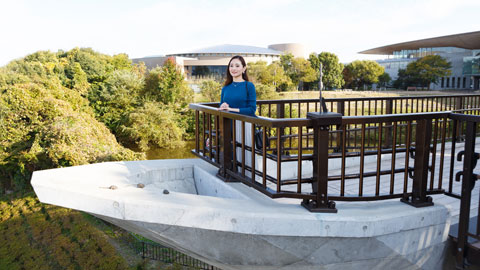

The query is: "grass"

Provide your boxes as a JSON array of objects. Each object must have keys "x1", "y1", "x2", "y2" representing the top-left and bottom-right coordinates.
[{"x1": 0, "y1": 192, "x2": 196, "y2": 270}]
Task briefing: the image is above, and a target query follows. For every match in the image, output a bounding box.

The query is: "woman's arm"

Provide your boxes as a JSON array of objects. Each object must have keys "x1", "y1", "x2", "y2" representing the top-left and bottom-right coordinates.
[{"x1": 238, "y1": 82, "x2": 257, "y2": 115}]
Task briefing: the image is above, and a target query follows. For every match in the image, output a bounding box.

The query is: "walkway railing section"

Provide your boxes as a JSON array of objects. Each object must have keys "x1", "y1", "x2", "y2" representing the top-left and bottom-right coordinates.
[
  {"x1": 448, "y1": 113, "x2": 480, "y2": 269},
  {"x1": 189, "y1": 94, "x2": 480, "y2": 213}
]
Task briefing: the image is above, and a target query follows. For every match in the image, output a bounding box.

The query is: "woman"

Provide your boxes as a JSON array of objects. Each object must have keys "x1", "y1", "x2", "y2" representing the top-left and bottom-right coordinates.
[
  {"x1": 219, "y1": 55, "x2": 256, "y2": 116},
  {"x1": 218, "y1": 56, "x2": 258, "y2": 177}
]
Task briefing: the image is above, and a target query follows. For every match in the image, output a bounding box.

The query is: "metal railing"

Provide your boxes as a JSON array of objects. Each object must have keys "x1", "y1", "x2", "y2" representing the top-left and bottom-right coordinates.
[
  {"x1": 189, "y1": 94, "x2": 480, "y2": 212},
  {"x1": 448, "y1": 113, "x2": 480, "y2": 269}
]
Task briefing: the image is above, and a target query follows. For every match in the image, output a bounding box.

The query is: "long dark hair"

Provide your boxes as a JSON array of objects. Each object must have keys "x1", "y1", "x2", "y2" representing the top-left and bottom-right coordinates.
[{"x1": 224, "y1": 55, "x2": 249, "y2": 86}]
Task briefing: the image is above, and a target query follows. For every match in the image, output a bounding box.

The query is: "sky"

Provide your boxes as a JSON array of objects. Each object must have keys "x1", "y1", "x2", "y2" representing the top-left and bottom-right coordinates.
[{"x1": 1, "y1": 0, "x2": 480, "y2": 66}]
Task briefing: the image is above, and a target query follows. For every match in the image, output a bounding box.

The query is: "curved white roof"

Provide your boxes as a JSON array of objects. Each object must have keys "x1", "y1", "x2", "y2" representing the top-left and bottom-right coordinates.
[{"x1": 168, "y1": 44, "x2": 283, "y2": 56}]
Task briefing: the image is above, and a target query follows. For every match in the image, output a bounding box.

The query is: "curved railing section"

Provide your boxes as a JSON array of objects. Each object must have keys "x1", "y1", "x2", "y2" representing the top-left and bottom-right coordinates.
[{"x1": 189, "y1": 94, "x2": 480, "y2": 213}]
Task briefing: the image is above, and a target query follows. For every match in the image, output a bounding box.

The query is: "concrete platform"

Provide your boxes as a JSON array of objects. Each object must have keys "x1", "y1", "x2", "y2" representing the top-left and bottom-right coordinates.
[{"x1": 31, "y1": 157, "x2": 461, "y2": 270}]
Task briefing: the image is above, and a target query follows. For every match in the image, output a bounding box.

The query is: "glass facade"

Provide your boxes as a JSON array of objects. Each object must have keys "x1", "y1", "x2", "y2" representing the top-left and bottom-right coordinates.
[
  {"x1": 463, "y1": 56, "x2": 480, "y2": 75},
  {"x1": 391, "y1": 47, "x2": 469, "y2": 59},
  {"x1": 191, "y1": 65, "x2": 227, "y2": 76}
]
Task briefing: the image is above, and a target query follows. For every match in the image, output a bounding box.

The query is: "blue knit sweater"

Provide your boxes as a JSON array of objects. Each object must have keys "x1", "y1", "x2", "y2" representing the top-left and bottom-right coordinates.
[{"x1": 220, "y1": 81, "x2": 257, "y2": 116}]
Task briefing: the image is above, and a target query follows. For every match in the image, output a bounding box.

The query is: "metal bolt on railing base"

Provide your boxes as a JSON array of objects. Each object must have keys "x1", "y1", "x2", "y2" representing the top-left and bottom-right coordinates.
[
  {"x1": 400, "y1": 195, "x2": 434, "y2": 208},
  {"x1": 301, "y1": 199, "x2": 337, "y2": 213}
]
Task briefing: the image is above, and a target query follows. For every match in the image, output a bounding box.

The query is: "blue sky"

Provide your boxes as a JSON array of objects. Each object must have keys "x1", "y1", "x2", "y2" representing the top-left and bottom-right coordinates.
[{"x1": 1, "y1": 0, "x2": 479, "y2": 66}]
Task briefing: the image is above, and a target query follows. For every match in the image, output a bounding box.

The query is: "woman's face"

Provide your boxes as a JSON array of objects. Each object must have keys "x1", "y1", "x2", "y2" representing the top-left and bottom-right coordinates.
[{"x1": 229, "y1": 58, "x2": 246, "y2": 79}]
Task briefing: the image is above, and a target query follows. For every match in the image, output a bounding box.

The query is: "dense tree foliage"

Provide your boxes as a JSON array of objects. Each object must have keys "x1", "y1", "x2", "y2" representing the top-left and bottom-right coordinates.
[
  {"x1": 343, "y1": 60, "x2": 385, "y2": 89},
  {"x1": 377, "y1": 72, "x2": 392, "y2": 88},
  {"x1": 0, "y1": 48, "x2": 195, "y2": 193},
  {"x1": 308, "y1": 52, "x2": 344, "y2": 89},
  {"x1": 393, "y1": 55, "x2": 451, "y2": 89},
  {"x1": 280, "y1": 53, "x2": 316, "y2": 90},
  {"x1": 247, "y1": 61, "x2": 291, "y2": 91},
  {"x1": 0, "y1": 193, "x2": 130, "y2": 269},
  {"x1": 199, "y1": 80, "x2": 222, "y2": 102}
]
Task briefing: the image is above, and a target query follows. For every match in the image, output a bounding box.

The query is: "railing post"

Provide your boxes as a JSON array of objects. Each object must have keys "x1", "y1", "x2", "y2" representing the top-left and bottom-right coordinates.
[
  {"x1": 302, "y1": 112, "x2": 342, "y2": 213},
  {"x1": 455, "y1": 120, "x2": 477, "y2": 269},
  {"x1": 401, "y1": 119, "x2": 434, "y2": 207},
  {"x1": 217, "y1": 115, "x2": 234, "y2": 182}
]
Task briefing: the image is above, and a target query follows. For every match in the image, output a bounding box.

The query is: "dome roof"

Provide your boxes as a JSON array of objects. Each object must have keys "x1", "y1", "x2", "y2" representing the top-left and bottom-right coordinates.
[{"x1": 168, "y1": 44, "x2": 283, "y2": 56}]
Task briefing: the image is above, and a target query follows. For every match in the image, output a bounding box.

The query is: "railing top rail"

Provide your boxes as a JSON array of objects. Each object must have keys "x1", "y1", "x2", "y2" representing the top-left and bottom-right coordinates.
[
  {"x1": 450, "y1": 113, "x2": 480, "y2": 123},
  {"x1": 342, "y1": 111, "x2": 451, "y2": 124},
  {"x1": 256, "y1": 93, "x2": 480, "y2": 105},
  {"x1": 189, "y1": 103, "x2": 314, "y2": 127}
]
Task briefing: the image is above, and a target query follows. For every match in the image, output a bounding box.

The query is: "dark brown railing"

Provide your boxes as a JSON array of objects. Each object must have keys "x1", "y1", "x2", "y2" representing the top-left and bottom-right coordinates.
[
  {"x1": 447, "y1": 113, "x2": 480, "y2": 269},
  {"x1": 189, "y1": 94, "x2": 480, "y2": 213}
]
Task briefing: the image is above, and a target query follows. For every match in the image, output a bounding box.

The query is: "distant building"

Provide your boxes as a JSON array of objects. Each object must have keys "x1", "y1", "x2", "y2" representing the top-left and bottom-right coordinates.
[
  {"x1": 360, "y1": 31, "x2": 480, "y2": 90},
  {"x1": 132, "y1": 43, "x2": 305, "y2": 81}
]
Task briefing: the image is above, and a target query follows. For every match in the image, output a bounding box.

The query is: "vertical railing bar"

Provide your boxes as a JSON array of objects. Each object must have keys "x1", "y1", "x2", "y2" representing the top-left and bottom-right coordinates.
[
  {"x1": 277, "y1": 128, "x2": 282, "y2": 192},
  {"x1": 289, "y1": 103, "x2": 293, "y2": 148},
  {"x1": 208, "y1": 114, "x2": 213, "y2": 159},
  {"x1": 376, "y1": 123, "x2": 383, "y2": 196},
  {"x1": 429, "y1": 118, "x2": 439, "y2": 190},
  {"x1": 202, "y1": 112, "x2": 206, "y2": 156},
  {"x1": 215, "y1": 115, "x2": 220, "y2": 162},
  {"x1": 268, "y1": 103, "x2": 271, "y2": 118},
  {"x1": 341, "y1": 123, "x2": 347, "y2": 196},
  {"x1": 195, "y1": 111, "x2": 199, "y2": 153},
  {"x1": 251, "y1": 123, "x2": 256, "y2": 183},
  {"x1": 404, "y1": 121, "x2": 412, "y2": 193},
  {"x1": 390, "y1": 122, "x2": 397, "y2": 195},
  {"x1": 232, "y1": 120, "x2": 237, "y2": 173},
  {"x1": 297, "y1": 126, "x2": 303, "y2": 193},
  {"x1": 242, "y1": 121, "x2": 246, "y2": 177},
  {"x1": 449, "y1": 119, "x2": 458, "y2": 194},
  {"x1": 262, "y1": 126, "x2": 267, "y2": 188},
  {"x1": 359, "y1": 123, "x2": 365, "y2": 196},
  {"x1": 438, "y1": 116, "x2": 447, "y2": 189}
]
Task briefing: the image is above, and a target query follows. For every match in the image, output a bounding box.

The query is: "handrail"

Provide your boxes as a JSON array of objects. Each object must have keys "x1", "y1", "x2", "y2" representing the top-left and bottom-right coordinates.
[
  {"x1": 256, "y1": 93, "x2": 480, "y2": 104},
  {"x1": 189, "y1": 103, "x2": 314, "y2": 128},
  {"x1": 190, "y1": 94, "x2": 480, "y2": 212}
]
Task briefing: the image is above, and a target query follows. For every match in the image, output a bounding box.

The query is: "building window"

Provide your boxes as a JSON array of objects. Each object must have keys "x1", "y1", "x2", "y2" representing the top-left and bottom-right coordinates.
[
  {"x1": 463, "y1": 77, "x2": 467, "y2": 88},
  {"x1": 441, "y1": 77, "x2": 444, "y2": 88},
  {"x1": 452, "y1": 77, "x2": 455, "y2": 88},
  {"x1": 457, "y1": 77, "x2": 461, "y2": 88},
  {"x1": 446, "y1": 78, "x2": 450, "y2": 88}
]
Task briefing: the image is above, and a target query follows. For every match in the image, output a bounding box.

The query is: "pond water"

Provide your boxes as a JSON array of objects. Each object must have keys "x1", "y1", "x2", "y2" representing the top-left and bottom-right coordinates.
[{"x1": 146, "y1": 141, "x2": 197, "y2": 160}]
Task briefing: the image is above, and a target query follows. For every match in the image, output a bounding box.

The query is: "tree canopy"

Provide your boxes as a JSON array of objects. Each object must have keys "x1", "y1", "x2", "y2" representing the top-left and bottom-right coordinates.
[
  {"x1": 343, "y1": 60, "x2": 384, "y2": 89},
  {"x1": 0, "y1": 48, "x2": 195, "y2": 193},
  {"x1": 393, "y1": 55, "x2": 451, "y2": 89},
  {"x1": 308, "y1": 52, "x2": 344, "y2": 89}
]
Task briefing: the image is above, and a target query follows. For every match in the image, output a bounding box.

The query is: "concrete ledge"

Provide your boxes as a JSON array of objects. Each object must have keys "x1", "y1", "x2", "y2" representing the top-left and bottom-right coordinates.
[{"x1": 31, "y1": 159, "x2": 453, "y2": 270}]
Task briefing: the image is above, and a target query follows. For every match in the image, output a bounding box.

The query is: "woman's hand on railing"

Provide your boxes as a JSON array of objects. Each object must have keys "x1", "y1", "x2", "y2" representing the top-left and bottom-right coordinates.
[{"x1": 219, "y1": 102, "x2": 240, "y2": 113}]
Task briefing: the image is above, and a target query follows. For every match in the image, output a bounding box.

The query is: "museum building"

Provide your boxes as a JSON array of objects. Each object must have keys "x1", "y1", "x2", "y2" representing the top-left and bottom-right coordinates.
[
  {"x1": 360, "y1": 31, "x2": 480, "y2": 90},
  {"x1": 132, "y1": 43, "x2": 305, "y2": 80}
]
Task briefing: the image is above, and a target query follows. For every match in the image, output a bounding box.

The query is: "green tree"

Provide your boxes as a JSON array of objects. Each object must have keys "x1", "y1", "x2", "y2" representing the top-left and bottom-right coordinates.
[
  {"x1": 199, "y1": 80, "x2": 221, "y2": 102},
  {"x1": 247, "y1": 61, "x2": 291, "y2": 90},
  {"x1": 280, "y1": 54, "x2": 316, "y2": 90},
  {"x1": 143, "y1": 59, "x2": 193, "y2": 109},
  {"x1": 119, "y1": 102, "x2": 185, "y2": 151},
  {"x1": 255, "y1": 83, "x2": 279, "y2": 100},
  {"x1": 308, "y1": 52, "x2": 344, "y2": 89},
  {"x1": 404, "y1": 55, "x2": 451, "y2": 89},
  {"x1": 343, "y1": 60, "x2": 384, "y2": 89},
  {"x1": 377, "y1": 72, "x2": 392, "y2": 88}
]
